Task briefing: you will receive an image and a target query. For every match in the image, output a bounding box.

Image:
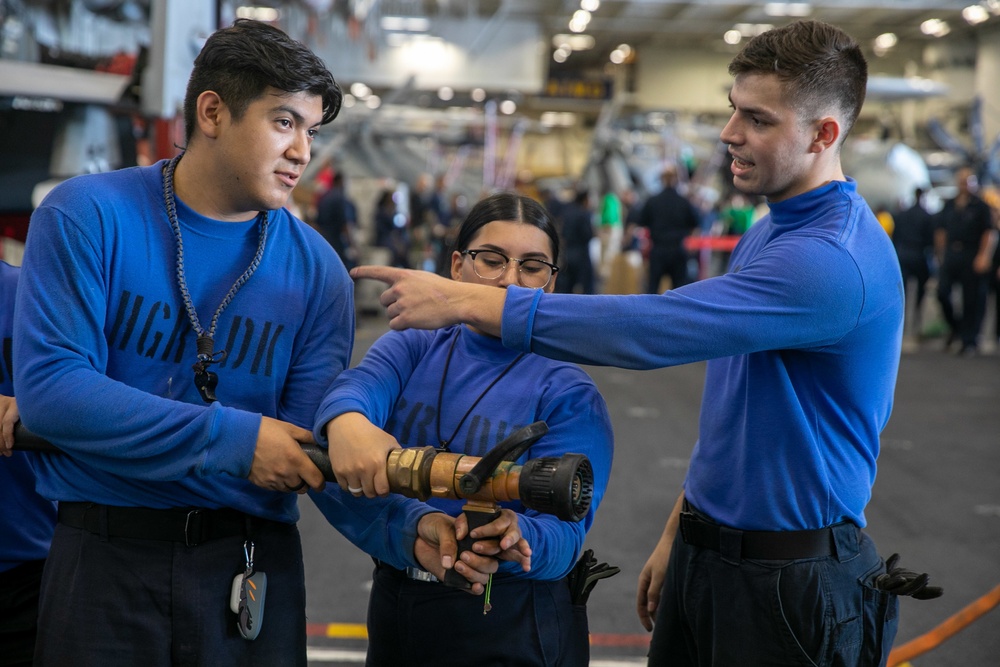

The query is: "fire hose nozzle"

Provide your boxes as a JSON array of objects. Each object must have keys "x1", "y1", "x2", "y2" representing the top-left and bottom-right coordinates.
[
  {"x1": 14, "y1": 421, "x2": 594, "y2": 521},
  {"x1": 384, "y1": 447, "x2": 594, "y2": 522}
]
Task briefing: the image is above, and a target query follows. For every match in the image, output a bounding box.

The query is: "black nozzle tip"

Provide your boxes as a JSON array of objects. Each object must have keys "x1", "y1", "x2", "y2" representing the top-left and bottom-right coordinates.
[{"x1": 518, "y1": 453, "x2": 594, "y2": 522}]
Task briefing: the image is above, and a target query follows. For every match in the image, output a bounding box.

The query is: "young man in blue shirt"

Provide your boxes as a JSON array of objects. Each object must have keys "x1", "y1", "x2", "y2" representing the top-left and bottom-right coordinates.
[
  {"x1": 14, "y1": 19, "x2": 352, "y2": 665},
  {"x1": 345, "y1": 20, "x2": 919, "y2": 666}
]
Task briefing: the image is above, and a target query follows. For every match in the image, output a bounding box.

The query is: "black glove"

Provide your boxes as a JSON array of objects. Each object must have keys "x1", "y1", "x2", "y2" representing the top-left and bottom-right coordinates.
[
  {"x1": 874, "y1": 553, "x2": 943, "y2": 600},
  {"x1": 567, "y1": 549, "x2": 621, "y2": 606}
]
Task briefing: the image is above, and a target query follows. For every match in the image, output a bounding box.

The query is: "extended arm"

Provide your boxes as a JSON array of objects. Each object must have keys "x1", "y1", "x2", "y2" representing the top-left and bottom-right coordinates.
[
  {"x1": 352, "y1": 234, "x2": 865, "y2": 371},
  {"x1": 350, "y1": 266, "x2": 505, "y2": 337}
]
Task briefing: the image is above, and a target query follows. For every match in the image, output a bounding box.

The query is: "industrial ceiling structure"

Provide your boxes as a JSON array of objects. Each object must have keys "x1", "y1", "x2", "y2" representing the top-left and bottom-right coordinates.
[
  {"x1": 331, "y1": 0, "x2": 1000, "y2": 69},
  {"x1": 3, "y1": 0, "x2": 998, "y2": 213}
]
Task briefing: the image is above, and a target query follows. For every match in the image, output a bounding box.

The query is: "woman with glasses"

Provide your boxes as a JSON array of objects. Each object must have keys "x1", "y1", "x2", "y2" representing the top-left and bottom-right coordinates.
[{"x1": 310, "y1": 192, "x2": 614, "y2": 666}]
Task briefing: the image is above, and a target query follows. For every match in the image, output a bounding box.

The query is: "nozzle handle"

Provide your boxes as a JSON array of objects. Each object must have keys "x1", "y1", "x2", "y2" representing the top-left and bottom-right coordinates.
[
  {"x1": 442, "y1": 505, "x2": 502, "y2": 590},
  {"x1": 13, "y1": 422, "x2": 59, "y2": 452},
  {"x1": 301, "y1": 443, "x2": 337, "y2": 482},
  {"x1": 458, "y1": 421, "x2": 548, "y2": 496}
]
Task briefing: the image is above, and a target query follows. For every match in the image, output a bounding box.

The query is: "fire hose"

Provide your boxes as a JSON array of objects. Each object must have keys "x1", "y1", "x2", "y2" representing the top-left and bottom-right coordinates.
[{"x1": 12, "y1": 420, "x2": 595, "y2": 590}]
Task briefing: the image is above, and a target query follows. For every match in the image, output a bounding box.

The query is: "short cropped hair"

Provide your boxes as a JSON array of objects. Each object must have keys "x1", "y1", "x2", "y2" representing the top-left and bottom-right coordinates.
[
  {"x1": 182, "y1": 19, "x2": 342, "y2": 144},
  {"x1": 728, "y1": 20, "x2": 867, "y2": 142}
]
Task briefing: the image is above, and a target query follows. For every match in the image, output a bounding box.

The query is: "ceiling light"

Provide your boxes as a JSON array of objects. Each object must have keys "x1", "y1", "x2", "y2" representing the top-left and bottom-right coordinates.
[
  {"x1": 610, "y1": 49, "x2": 625, "y2": 64},
  {"x1": 349, "y1": 82, "x2": 371, "y2": 98},
  {"x1": 962, "y1": 5, "x2": 989, "y2": 24},
  {"x1": 764, "y1": 3, "x2": 811, "y2": 17},
  {"x1": 437, "y1": 86, "x2": 454, "y2": 101},
  {"x1": 733, "y1": 23, "x2": 774, "y2": 37},
  {"x1": 568, "y1": 18, "x2": 588, "y2": 33},
  {"x1": 236, "y1": 6, "x2": 280, "y2": 22},
  {"x1": 618, "y1": 44, "x2": 632, "y2": 57},
  {"x1": 723, "y1": 30, "x2": 742, "y2": 45},
  {"x1": 553, "y1": 49, "x2": 569, "y2": 63},
  {"x1": 471, "y1": 88, "x2": 486, "y2": 102},
  {"x1": 874, "y1": 33, "x2": 897, "y2": 50},
  {"x1": 365, "y1": 95, "x2": 381, "y2": 110},
  {"x1": 499, "y1": 100, "x2": 517, "y2": 115},
  {"x1": 552, "y1": 34, "x2": 595, "y2": 50},
  {"x1": 920, "y1": 18, "x2": 950, "y2": 37},
  {"x1": 580, "y1": 0, "x2": 600, "y2": 11},
  {"x1": 985, "y1": 0, "x2": 1000, "y2": 15},
  {"x1": 572, "y1": 10, "x2": 592, "y2": 25},
  {"x1": 541, "y1": 112, "x2": 577, "y2": 127},
  {"x1": 380, "y1": 16, "x2": 430, "y2": 32}
]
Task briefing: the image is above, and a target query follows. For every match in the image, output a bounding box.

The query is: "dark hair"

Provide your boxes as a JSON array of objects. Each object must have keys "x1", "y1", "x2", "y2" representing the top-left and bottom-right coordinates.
[
  {"x1": 728, "y1": 20, "x2": 867, "y2": 142},
  {"x1": 452, "y1": 192, "x2": 560, "y2": 265},
  {"x1": 182, "y1": 19, "x2": 342, "y2": 143}
]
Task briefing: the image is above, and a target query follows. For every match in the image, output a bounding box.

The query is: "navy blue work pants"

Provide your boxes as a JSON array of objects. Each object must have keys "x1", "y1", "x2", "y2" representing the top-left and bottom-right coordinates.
[
  {"x1": 0, "y1": 559, "x2": 45, "y2": 667},
  {"x1": 366, "y1": 564, "x2": 588, "y2": 666},
  {"x1": 647, "y1": 522, "x2": 898, "y2": 666},
  {"x1": 647, "y1": 246, "x2": 692, "y2": 293},
  {"x1": 937, "y1": 255, "x2": 989, "y2": 348},
  {"x1": 34, "y1": 518, "x2": 307, "y2": 666}
]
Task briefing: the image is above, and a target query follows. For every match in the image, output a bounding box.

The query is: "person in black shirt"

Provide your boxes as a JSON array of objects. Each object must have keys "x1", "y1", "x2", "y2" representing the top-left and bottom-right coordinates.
[
  {"x1": 639, "y1": 166, "x2": 701, "y2": 293},
  {"x1": 934, "y1": 167, "x2": 998, "y2": 355},
  {"x1": 555, "y1": 189, "x2": 596, "y2": 294},
  {"x1": 314, "y1": 171, "x2": 357, "y2": 268},
  {"x1": 892, "y1": 187, "x2": 935, "y2": 343}
]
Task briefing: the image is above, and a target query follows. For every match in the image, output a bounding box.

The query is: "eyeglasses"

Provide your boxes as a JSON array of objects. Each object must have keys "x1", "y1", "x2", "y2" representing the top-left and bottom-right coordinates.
[{"x1": 461, "y1": 249, "x2": 559, "y2": 289}]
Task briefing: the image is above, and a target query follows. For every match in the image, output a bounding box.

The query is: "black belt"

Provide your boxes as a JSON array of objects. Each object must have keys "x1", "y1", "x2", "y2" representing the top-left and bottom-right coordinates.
[
  {"x1": 58, "y1": 502, "x2": 279, "y2": 547},
  {"x1": 679, "y1": 509, "x2": 858, "y2": 560},
  {"x1": 374, "y1": 561, "x2": 441, "y2": 583}
]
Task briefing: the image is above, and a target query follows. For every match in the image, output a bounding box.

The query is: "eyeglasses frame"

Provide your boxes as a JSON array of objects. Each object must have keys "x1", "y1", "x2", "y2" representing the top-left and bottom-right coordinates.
[{"x1": 460, "y1": 248, "x2": 560, "y2": 288}]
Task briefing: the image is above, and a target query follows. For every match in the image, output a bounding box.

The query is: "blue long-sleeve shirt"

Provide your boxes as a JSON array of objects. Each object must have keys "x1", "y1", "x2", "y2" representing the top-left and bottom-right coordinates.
[
  {"x1": 311, "y1": 325, "x2": 614, "y2": 580},
  {"x1": 501, "y1": 179, "x2": 902, "y2": 531},
  {"x1": 0, "y1": 261, "x2": 57, "y2": 572},
  {"x1": 13, "y1": 161, "x2": 354, "y2": 522}
]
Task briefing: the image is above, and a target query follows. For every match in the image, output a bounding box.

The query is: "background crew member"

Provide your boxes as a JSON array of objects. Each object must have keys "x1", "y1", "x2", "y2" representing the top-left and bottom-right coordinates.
[
  {"x1": 14, "y1": 19, "x2": 352, "y2": 665},
  {"x1": 555, "y1": 189, "x2": 597, "y2": 294},
  {"x1": 934, "y1": 166, "x2": 997, "y2": 356},
  {"x1": 639, "y1": 165, "x2": 701, "y2": 293},
  {"x1": 892, "y1": 187, "x2": 935, "y2": 343},
  {"x1": 341, "y1": 20, "x2": 930, "y2": 666},
  {"x1": 314, "y1": 170, "x2": 358, "y2": 269}
]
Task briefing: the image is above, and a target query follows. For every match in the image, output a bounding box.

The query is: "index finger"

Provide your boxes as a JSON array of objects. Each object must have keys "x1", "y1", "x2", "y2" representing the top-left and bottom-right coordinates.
[
  {"x1": 468, "y1": 510, "x2": 515, "y2": 539},
  {"x1": 350, "y1": 265, "x2": 408, "y2": 285},
  {"x1": 289, "y1": 424, "x2": 316, "y2": 445}
]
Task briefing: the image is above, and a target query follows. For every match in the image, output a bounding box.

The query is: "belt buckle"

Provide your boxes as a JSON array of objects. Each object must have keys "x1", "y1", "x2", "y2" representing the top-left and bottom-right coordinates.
[
  {"x1": 184, "y1": 509, "x2": 203, "y2": 547},
  {"x1": 405, "y1": 567, "x2": 439, "y2": 583}
]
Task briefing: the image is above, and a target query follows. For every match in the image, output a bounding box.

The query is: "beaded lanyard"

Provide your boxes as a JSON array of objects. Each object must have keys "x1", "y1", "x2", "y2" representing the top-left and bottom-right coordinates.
[
  {"x1": 435, "y1": 327, "x2": 525, "y2": 451},
  {"x1": 162, "y1": 154, "x2": 270, "y2": 403}
]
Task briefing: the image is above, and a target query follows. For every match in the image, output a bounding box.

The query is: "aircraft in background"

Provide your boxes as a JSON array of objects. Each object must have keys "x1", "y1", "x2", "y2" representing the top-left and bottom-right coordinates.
[{"x1": 926, "y1": 96, "x2": 1000, "y2": 188}]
